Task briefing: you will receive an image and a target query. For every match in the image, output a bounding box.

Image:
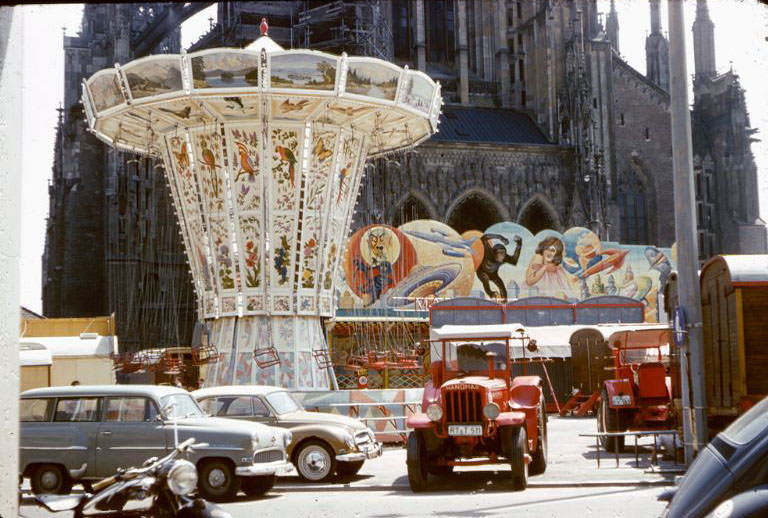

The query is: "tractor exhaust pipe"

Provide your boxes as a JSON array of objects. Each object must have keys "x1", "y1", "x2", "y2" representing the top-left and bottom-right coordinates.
[{"x1": 486, "y1": 352, "x2": 496, "y2": 380}]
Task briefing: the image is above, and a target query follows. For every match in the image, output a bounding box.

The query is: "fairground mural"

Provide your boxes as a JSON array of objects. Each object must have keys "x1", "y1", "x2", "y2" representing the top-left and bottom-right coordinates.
[{"x1": 339, "y1": 221, "x2": 676, "y2": 323}]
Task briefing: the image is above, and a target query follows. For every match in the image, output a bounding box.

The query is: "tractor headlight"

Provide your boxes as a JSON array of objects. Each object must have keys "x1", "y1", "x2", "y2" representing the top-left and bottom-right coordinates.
[
  {"x1": 426, "y1": 404, "x2": 443, "y2": 422},
  {"x1": 483, "y1": 403, "x2": 501, "y2": 420},
  {"x1": 611, "y1": 395, "x2": 632, "y2": 406},
  {"x1": 167, "y1": 460, "x2": 197, "y2": 496}
]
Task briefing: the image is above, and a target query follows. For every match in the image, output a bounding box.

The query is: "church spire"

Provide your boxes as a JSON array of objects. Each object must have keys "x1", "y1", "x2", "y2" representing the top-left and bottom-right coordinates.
[
  {"x1": 606, "y1": 0, "x2": 619, "y2": 53},
  {"x1": 645, "y1": 0, "x2": 669, "y2": 90},
  {"x1": 693, "y1": 0, "x2": 717, "y2": 78}
]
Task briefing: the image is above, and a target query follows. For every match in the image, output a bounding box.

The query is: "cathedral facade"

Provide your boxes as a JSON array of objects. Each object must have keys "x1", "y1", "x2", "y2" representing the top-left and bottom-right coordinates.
[{"x1": 43, "y1": 1, "x2": 765, "y2": 348}]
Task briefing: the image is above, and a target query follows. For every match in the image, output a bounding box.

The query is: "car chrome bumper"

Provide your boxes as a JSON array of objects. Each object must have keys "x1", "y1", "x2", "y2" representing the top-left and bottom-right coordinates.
[
  {"x1": 336, "y1": 441, "x2": 383, "y2": 462},
  {"x1": 235, "y1": 460, "x2": 294, "y2": 477}
]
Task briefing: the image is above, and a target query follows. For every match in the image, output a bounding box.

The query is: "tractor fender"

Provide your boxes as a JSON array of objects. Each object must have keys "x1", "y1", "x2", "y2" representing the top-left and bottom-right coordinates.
[
  {"x1": 509, "y1": 377, "x2": 543, "y2": 409},
  {"x1": 496, "y1": 411, "x2": 527, "y2": 427},
  {"x1": 406, "y1": 413, "x2": 433, "y2": 429},
  {"x1": 604, "y1": 379, "x2": 635, "y2": 408}
]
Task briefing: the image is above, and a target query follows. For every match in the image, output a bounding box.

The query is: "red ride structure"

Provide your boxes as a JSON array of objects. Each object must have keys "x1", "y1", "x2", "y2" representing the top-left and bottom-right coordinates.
[{"x1": 405, "y1": 323, "x2": 547, "y2": 492}]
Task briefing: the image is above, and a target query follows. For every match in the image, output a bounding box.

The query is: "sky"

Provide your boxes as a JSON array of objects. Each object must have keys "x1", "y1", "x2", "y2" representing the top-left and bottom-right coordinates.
[{"x1": 17, "y1": 1, "x2": 768, "y2": 314}]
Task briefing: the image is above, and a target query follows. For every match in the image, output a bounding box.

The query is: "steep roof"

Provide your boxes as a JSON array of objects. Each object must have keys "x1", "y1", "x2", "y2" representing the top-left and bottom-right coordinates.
[{"x1": 432, "y1": 106, "x2": 551, "y2": 145}]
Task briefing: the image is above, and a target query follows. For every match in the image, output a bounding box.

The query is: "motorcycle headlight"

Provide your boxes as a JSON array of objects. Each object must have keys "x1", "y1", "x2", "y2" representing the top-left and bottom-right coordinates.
[
  {"x1": 167, "y1": 460, "x2": 197, "y2": 496},
  {"x1": 483, "y1": 403, "x2": 501, "y2": 420},
  {"x1": 283, "y1": 430, "x2": 293, "y2": 448},
  {"x1": 426, "y1": 403, "x2": 443, "y2": 422}
]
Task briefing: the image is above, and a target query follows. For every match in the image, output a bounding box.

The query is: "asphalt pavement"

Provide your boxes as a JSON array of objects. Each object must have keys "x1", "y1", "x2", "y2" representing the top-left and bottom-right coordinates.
[{"x1": 19, "y1": 415, "x2": 680, "y2": 518}]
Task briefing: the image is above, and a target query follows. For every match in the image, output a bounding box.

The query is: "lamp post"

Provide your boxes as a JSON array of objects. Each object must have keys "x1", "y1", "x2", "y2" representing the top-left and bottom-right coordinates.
[{"x1": 667, "y1": 0, "x2": 708, "y2": 463}]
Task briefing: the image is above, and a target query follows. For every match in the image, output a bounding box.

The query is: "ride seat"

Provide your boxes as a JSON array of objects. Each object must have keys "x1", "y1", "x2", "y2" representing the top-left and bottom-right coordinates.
[{"x1": 637, "y1": 362, "x2": 668, "y2": 399}]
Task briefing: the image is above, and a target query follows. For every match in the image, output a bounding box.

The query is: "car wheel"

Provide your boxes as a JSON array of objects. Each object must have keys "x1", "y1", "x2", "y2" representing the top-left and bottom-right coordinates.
[
  {"x1": 406, "y1": 431, "x2": 429, "y2": 492},
  {"x1": 30, "y1": 464, "x2": 72, "y2": 495},
  {"x1": 529, "y1": 398, "x2": 548, "y2": 476},
  {"x1": 294, "y1": 440, "x2": 336, "y2": 482},
  {"x1": 599, "y1": 389, "x2": 625, "y2": 453},
  {"x1": 241, "y1": 475, "x2": 275, "y2": 497},
  {"x1": 197, "y1": 460, "x2": 240, "y2": 502},
  {"x1": 501, "y1": 426, "x2": 528, "y2": 491},
  {"x1": 336, "y1": 460, "x2": 364, "y2": 478}
]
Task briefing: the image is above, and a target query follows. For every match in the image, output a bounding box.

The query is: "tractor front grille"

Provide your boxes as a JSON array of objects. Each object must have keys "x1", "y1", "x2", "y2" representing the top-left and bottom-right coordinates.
[{"x1": 443, "y1": 385, "x2": 483, "y2": 423}]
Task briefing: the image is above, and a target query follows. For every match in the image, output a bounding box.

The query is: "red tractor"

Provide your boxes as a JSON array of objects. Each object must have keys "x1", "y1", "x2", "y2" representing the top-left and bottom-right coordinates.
[
  {"x1": 597, "y1": 327, "x2": 675, "y2": 452},
  {"x1": 405, "y1": 324, "x2": 547, "y2": 492}
]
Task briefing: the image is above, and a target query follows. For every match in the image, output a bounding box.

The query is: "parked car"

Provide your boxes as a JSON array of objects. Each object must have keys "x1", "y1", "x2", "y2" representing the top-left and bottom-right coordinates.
[
  {"x1": 660, "y1": 395, "x2": 768, "y2": 517},
  {"x1": 19, "y1": 385, "x2": 294, "y2": 501},
  {"x1": 192, "y1": 385, "x2": 382, "y2": 482}
]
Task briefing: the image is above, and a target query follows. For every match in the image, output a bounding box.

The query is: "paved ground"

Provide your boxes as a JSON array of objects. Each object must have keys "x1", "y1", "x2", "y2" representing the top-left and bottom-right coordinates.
[{"x1": 19, "y1": 416, "x2": 681, "y2": 518}]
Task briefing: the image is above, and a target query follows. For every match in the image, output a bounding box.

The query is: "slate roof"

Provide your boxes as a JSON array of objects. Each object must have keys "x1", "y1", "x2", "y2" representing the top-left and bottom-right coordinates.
[{"x1": 431, "y1": 106, "x2": 551, "y2": 145}]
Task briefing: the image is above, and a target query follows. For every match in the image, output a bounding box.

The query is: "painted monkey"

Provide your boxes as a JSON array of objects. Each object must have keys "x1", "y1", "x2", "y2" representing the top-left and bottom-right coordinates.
[{"x1": 476, "y1": 233, "x2": 523, "y2": 299}]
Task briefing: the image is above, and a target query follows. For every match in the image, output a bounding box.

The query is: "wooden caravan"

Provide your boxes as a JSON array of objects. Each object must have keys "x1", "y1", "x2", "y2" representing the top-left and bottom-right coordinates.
[{"x1": 700, "y1": 255, "x2": 768, "y2": 431}]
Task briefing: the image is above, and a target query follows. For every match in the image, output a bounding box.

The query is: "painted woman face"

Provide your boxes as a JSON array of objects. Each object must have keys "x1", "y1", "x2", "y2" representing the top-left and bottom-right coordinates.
[{"x1": 543, "y1": 244, "x2": 558, "y2": 263}]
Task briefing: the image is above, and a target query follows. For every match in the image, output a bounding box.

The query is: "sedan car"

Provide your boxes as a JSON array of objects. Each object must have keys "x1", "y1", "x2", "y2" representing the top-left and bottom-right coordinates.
[
  {"x1": 193, "y1": 385, "x2": 382, "y2": 482},
  {"x1": 20, "y1": 385, "x2": 293, "y2": 501},
  {"x1": 660, "y1": 395, "x2": 768, "y2": 517}
]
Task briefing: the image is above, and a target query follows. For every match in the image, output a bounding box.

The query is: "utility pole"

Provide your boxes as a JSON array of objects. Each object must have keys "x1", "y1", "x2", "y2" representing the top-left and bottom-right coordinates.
[{"x1": 667, "y1": 0, "x2": 708, "y2": 464}]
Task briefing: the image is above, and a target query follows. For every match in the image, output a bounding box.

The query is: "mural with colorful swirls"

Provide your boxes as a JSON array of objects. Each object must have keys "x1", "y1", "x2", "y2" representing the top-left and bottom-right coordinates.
[{"x1": 339, "y1": 221, "x2": 676, "y2": 323}]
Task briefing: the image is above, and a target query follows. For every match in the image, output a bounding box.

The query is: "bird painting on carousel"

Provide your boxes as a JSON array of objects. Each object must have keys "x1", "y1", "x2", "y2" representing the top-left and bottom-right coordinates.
[
  {"x1": 234, "y1": 141, "x2": 258, "y2": 183},
  {"x1": 336, "y1": 161, "x2": 353, "y2": 204},
  {"x1": 275, "y1": 145, "x2": 297, "y2": 188},
  {"x1": 199, "y1": 137, "x2": 221, "y2": 198},
  {"x1": 172, "y1": 139, "x2": 189, "y2": 171}
]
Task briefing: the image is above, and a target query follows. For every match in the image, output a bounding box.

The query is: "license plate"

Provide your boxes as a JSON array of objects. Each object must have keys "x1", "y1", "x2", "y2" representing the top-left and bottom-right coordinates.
[{"x1": 447, "y1": 424, "x2": 482, "y2": 436}]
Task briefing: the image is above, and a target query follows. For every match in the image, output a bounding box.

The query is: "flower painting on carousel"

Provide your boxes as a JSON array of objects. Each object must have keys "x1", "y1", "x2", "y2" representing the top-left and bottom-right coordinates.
[{"x1": 337, "y1": 221, "x2": 675, "y2": 322}]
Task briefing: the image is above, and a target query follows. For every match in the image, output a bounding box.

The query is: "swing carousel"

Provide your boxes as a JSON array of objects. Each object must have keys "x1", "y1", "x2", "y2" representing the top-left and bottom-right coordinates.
[{"x1": 82, "y1": 21, "x2": 441, "y2": 389}]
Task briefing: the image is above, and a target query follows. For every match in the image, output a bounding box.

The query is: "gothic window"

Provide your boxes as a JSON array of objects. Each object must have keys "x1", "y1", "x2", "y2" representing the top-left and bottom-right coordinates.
[
  {"x1": 426, "y1": 0, "x2": 455, "y2": 65},
  {"x1": 618, "y1": 170, "x2": 648, "y2": 244},
  {"x1": 518, "y1": 198, "x2": 558, "y2": 235},
  {"x1": 391, "y1": 195, "x2": 431, "y2": 228},
  {"x1": 392, "y1": 0, "x2": 411, "y2": 61},
  {"x1": 447, "y1": 192, "x2": 504, "y2": 234}
]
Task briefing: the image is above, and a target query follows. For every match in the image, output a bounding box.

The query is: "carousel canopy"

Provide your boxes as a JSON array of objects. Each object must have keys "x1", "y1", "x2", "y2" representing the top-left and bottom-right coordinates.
[{"x1": 81, "y1": 36, "x2": 441, "y2": 158}]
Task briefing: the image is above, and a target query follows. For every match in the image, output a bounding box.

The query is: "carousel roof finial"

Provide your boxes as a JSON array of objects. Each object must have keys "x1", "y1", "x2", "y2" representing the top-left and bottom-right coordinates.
[{"x1": 260, "y1": 18, "x2": 268, "y2": 36}]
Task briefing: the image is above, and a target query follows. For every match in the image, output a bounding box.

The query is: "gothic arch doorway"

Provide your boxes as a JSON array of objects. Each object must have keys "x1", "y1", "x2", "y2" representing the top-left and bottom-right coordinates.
[
  {"x1": 446, "y1": 190, "x2": 506, "y2": 234},
  {"x1": 391, "y1": 194, "x2": 433, "y2": 227},
  {"x1": 518, "y1": 196, "x2": 560, "y2": 234}
]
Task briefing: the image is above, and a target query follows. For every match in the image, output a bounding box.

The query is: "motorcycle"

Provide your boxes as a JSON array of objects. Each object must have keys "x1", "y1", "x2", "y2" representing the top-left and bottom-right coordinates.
[{"x1": 34, "y1": 438, "x2": 232, "y2": 518}]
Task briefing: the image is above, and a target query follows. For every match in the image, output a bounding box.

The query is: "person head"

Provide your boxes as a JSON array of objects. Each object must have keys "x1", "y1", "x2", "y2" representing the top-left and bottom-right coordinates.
[
  {"x1": 535, "y1": 236, "x2": 564, "y2": 265},
  {"x1": 71, "y1": 380, "x2": 80, "y2": 386}
]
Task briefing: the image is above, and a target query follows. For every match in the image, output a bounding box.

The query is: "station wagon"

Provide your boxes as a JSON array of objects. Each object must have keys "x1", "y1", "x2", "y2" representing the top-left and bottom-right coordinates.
[{"x1": 20, "y1": 385, "x2": 294, "y2": 501}]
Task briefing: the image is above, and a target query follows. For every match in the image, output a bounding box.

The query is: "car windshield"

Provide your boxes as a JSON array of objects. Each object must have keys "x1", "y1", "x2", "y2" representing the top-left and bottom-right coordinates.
[
  {"x1": 721, "y1": 396, "x2": 768, "y2": 445},
  {"x1": 265, "y1": 391, "x2": 302, "y2": 415},
  {"x1": 619, "y1": 346, "x2": 663, "y2": 364},
  {"x1": 161, "y1": 394, "x2": 204, "y2": 419}
]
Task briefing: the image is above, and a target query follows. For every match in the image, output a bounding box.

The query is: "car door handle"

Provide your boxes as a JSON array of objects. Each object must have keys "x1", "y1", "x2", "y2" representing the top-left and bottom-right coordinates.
[{"x1": 100, "y1": 431, "x2": 112, "y2": 435}]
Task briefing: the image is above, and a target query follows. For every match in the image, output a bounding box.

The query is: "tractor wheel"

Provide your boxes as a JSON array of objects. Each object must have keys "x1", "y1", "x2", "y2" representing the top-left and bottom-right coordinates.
[
  {"x1": 598, "y1": 389, "x2": 625, "y2": 453},
  {"x1": 529, "y1": 398, "x2": 548, "y2": 476},
  {"x1": 406, "y1": 431, "x2": 429, "y2": 492},
  {"x1": 428, "y1": 464, "x2": 454, "y2": 477},
  {"x1": 501, "y1": 425, "x2": 528, "y2": 491}
]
